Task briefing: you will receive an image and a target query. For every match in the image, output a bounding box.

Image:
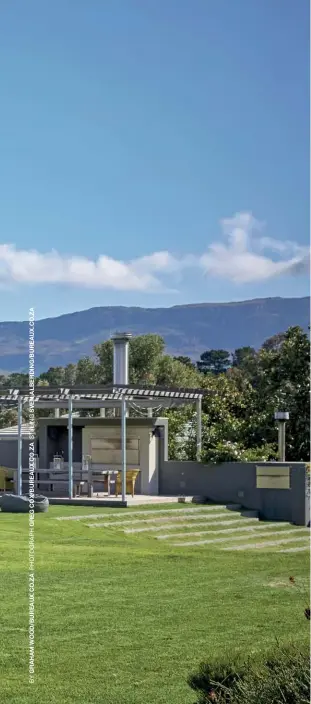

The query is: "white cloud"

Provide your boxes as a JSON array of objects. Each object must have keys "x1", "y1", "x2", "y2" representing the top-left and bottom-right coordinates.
[
  {"x1": 0, "y1": 212, "x2": 309, "y2": 291},
  {"x1": 200, "y1": 212, "x2": 309, "y2": 283},
  {"x1": 0, "y1": 244, "x2": 164, "y2": 291}
]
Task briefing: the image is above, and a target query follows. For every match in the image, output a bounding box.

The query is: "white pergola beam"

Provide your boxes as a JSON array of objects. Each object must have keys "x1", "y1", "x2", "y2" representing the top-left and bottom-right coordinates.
[{"x1": 15, "y1": 399, "x2": 198, "y2": 409}]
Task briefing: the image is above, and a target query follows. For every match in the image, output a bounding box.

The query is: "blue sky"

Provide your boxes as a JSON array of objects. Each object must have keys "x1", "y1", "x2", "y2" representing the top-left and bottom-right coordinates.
[{"x1": 0, "y1": 0, "x2": 309, "y2": 321}]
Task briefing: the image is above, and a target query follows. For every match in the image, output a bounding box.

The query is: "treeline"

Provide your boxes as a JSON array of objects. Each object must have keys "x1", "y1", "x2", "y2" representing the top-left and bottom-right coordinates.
[{"x1": 0, "y1": 326, "x2": 309, "y2": 463}]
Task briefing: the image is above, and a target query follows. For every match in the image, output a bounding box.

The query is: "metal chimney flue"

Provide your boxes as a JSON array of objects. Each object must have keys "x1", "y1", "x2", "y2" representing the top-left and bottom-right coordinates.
[{"x1": 112, "y1": 332, "x2": 132, "y2": 385}]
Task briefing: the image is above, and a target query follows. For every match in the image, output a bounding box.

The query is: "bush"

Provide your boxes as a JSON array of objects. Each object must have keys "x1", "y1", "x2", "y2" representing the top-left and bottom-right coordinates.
[
  {"x1": 188, "y1": 644, "x2": 310, "y2": 703},
  {"x1": 188, "y1": 653, "x2": 247, "y2": 702}
]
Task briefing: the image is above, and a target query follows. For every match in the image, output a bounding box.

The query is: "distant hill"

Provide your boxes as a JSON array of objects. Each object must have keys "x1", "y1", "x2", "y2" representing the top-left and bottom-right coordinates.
[{"x1": 0, "y1": 297, "x2": 309, "y2": 374}]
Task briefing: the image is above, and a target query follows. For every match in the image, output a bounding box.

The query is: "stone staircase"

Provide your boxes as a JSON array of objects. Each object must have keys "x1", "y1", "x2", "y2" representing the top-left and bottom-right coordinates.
[{"x1": 226, "y1": 503, "x2": 259, "y2": 519}]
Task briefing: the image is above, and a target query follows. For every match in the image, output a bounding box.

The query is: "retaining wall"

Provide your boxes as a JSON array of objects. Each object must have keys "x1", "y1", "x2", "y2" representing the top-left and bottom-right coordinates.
[{"x1": 159, "y1": 460, "x2": 308, "y2": 525}]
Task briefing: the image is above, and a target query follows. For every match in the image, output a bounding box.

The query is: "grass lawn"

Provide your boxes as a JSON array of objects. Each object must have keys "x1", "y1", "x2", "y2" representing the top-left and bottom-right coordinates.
[{"x1": 0, "y1": 503, "x2": 309, "y2": 704}]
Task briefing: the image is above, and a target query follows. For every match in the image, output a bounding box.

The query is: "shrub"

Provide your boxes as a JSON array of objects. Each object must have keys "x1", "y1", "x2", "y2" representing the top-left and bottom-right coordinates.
[
  {"x1": 234, "y1": 645, "x2": 310, "y2": 704},
  {"x1": 188, "y1": 654, "x2": 247, "y2": 702},
  {"x1": 188, "y1": 644, "x2": 310, "y2": 703}
]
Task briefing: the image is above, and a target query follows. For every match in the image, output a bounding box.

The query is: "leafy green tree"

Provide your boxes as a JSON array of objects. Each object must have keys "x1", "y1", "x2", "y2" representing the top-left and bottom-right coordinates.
[
  {"x1": 94, "y1": 334, "x2": 165, "y2": 385},
  {"x1": 232, "y1": 346, "x2": 256, "y2": 369},
  {"x1": 262, "y1": 331, "x2": 286, "y2": 352},
  {"x1": 253, "y1": 326, "x2": 310, "y2": 460},
  {"x1": 173, "y1": 356, "x2": 194, "y2": 368},
  {"x1": 63, "y1": 363, "x2": 77, "y2": 385},
  {"x1": 94, "y1": 339, "x2": 113, "y2": 383},
  {"x1": 163, "y1": 406, "x2": 195, "y2": 461},
  {"x1": 197, "y1": 349, "x2": 231, "y2": 375},
  {"x1": 226, "y1": 326, "x2": 310, "y2": 461},
  {"x1": 129, "y1": 334, "x2": 165, "y2": 384},
  {"x1": 3, "y1": 372, "x2": 29, "y2": 387},
  {"x1": 0, "y1": 407, "x2": 19, "y2": 429},
  {"x1": 156, "y1": 356, "x2": 201, "y2": 388},
  {"x1": 75, "y1": 357, "x2": 100, "y2": 384},
  {"x1": 38, "y1": 367, "x2": 66, "y2": 386}
]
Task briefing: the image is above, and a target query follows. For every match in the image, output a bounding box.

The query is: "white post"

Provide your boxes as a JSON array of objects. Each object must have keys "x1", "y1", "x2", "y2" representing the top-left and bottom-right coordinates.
[
  {"x1": 17, "y1": 396, "x2": 23, "y2": 496},
  {"x1": 196, "y1": 398, "x2": 202, "y2": 461},
  {"x1": 54, "y1": 408, "x2": 60, "y2": 418},
  {"x1": 100, "y1": 408, "x2": 106, "y2": 418},
  {"x1": 68, "y1": 396, "x2": 73, "y2": 499},
  {"x1": 147, "y1": 408, "x2": 152, "y2": 418},
  {"x1": 121, "y1": 396, "x2": 127, "y2": 502}
]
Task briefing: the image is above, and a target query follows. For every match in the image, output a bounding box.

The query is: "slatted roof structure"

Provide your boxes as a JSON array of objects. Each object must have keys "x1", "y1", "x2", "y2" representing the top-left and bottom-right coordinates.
[
  {"x1": 0, "y1": 383, "x2": 206, "y2": 501},
  {"x1": 0, "y1": 384, "x2": 206, "y2": 409}
]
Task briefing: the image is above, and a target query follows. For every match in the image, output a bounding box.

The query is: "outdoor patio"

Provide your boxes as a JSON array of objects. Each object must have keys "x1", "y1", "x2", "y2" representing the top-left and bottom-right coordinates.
[{"x1": 0, "y1": 382, "x2": 206, "y2": 502}]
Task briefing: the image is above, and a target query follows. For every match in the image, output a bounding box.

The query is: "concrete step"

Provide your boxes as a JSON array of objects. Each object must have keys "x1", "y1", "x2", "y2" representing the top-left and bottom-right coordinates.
[
  {"x1": 240, "y1": 509, "x2": 259, "y2": 519},
  {"x1": 226, "y1": 503, "x2": 242, "y2": 512}
]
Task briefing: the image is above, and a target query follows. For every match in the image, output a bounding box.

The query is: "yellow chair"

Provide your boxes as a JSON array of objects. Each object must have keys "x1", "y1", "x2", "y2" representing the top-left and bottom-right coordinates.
[
  {"x1": 0, "y1": 468, "x2": 6, "y2": 492},
  {"x1": 115, "y1": 470, "x2": 140, "y2": 498},
  {"x1": 0, "y1": 466, "x2": 15, "y2": 492}
]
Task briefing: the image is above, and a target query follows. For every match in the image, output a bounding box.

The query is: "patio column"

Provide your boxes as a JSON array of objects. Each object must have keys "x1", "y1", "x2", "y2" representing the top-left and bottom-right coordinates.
[
  {"x1": 121, "y1": 396, "x2": 127, "y2": 502},
  {"x1": 68, "y1": 396, "x2": 73, "y2": 499},
  {"x1": 196, "y1": 397, "x2": 202, "y2": 461},
  {"x1": 17, "y1": 396, "x2": 23, "y2": 496}
]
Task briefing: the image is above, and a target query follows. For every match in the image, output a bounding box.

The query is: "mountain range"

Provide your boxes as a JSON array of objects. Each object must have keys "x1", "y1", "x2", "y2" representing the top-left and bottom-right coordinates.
[{"x1": 0, "y1": 297, "x2": 309, "y2": 374}]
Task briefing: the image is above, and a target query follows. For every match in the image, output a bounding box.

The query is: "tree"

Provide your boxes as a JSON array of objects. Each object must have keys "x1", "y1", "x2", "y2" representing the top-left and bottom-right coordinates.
[
  {"x1": 173, "y1": 356, "x2": 194, "y2": 369},
  {"x1": 262, "y1": 331, "x2": 286, "y2": 352},
  {"x1": 94, "y1": 334, "x2": 166, "y2": 385},
  {"x1": 38, "y1": 367, "x2": 66, "y2": 386},
  {"x1": 63, "y1": 363, "x2": 77, "y2": 386},
  {"x1": 94, "y1": 339, "x2": 113, "y2": 383},
  {"x1": 129, "y1": 334, "x2": 165, "y2": 384},
  {"x1": 0, "y1": 407, "x2": 19, "y2": 429},
  {"x1": 197, "y1": 349, "x2": 231, "y2": 375},
  {"x1": 229, "y1": 326, "x2": 310, "y2": 461},
  {"x1": 75, "y1": 357, "x2": 100, "y2": 384},
  {"x1": 156, "y1": 356, "x2": 201, "y2": 388},
  {"x1": 3, "y1": 372, "x2": 28, "y2": 387},
  {"x1": 163, "y1": 406, "x2": 195, "y2": 460},
  {"x1": 254, "y1": 326, "x2": 310, "y2": 460},
  {"x1": 232, "y1": 346, "x2": 256, "y2": 369}
]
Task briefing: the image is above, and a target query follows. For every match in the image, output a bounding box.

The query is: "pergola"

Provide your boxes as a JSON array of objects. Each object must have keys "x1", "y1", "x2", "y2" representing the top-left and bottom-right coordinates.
[{"x1": 0, "y1": 384, "x2": 206, "y2": 501}]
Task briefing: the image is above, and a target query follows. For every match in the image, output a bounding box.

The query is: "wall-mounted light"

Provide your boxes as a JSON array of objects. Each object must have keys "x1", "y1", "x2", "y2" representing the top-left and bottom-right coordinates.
[{"x1": 152, "y1": 427, "x2": 161, "y2": 438}]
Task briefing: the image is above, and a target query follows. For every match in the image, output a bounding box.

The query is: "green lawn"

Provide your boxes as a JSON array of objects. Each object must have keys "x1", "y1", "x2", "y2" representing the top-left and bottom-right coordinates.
[{"x1": 0, "y1": 503, "x2": 309, "y2": 704}]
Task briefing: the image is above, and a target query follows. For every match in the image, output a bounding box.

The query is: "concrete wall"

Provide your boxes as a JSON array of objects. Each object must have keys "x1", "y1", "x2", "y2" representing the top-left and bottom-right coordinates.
[
  {"x1": 159, "y1": 460, "x2": 308, "y2": 525},
  {"x1": 0, "y1": 438, "x2": 35, "y2": 469}
]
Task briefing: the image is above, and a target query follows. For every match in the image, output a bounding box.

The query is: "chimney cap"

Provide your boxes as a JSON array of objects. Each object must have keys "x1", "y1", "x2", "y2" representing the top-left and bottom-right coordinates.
[{"x1": 111, "y1": 331, "x2": 132, "y2": 342}]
